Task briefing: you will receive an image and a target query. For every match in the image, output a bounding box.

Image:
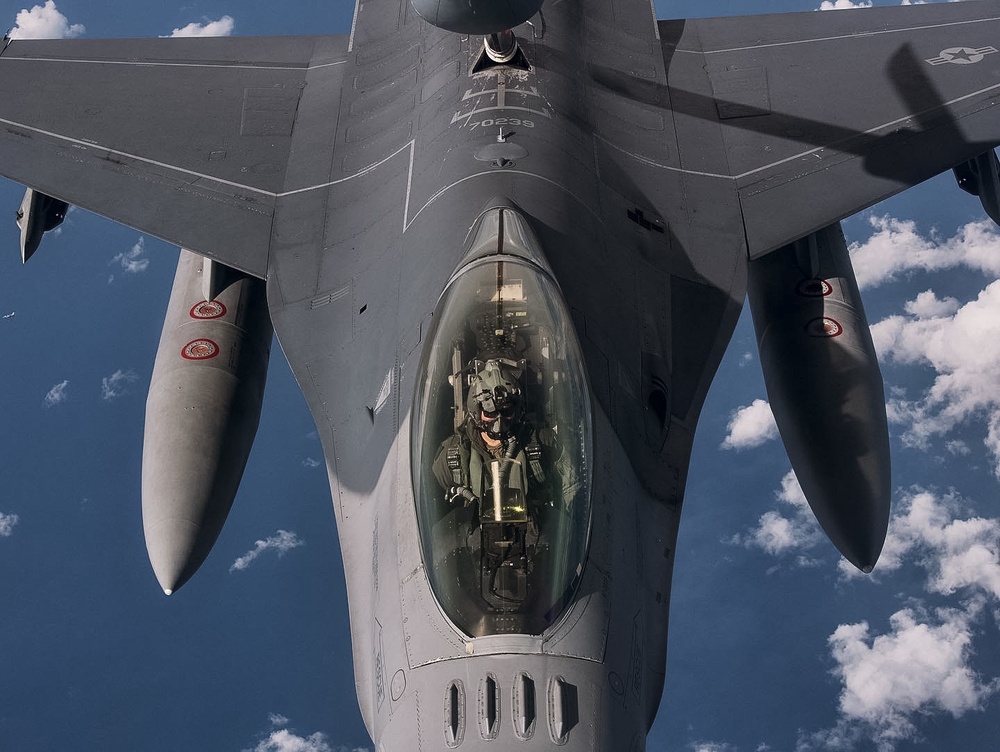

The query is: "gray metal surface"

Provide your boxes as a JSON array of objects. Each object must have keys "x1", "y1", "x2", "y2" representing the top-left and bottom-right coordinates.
[
  {"x1": 143, "y1": 250, "x2": 272, "y2": 594},
  {"x1": 1, "y1": 0, "x2": 1000, "y2": 749}
]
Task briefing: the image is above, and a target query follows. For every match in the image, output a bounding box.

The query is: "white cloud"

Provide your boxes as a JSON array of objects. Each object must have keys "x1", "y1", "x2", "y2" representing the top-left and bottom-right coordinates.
[
  {"x1": 818, "y1": 1, "x2": 873, "y2": 9},
  {"x1": 243, "y1": 713, "x2": 371, "y2": 752},
  {"x1": 872, "y1": 280, "x2": 1000, "y2": 473},
  {"x1": 838, "y1": 490, "x2": 1000, "y2": 598},
  {"x1": 743, "y1": 477, "x2": 1000, "y2": 601},
  {"x1": 721, "y1": 399, "x2": 779, "y2": 450},
  {"x1": 850, "y1": 216, "x2": 1000, "y2": 290},
  {"x1": 8, "y1": 1, "x2": 84, "y2": 39},
  {"x1": 43, "y1": 379, "x2": 68, "y2": 407},
  {"x1": 101, "y1": 368, "x2": 138, "y2": 401},
  {"x1": 735, "y1": 471, "x2": 1000, "y2": 600},
  {"x1": 301, "y1": 457, "x2": 321, "y2": 469},
  {"x1": 243, "y1": 716, "x2": 370, "y2": 752},
  {"x1": 826, "y1": 602, "x2": 999, "y2": 749},
  {"x1": 166, "y1": 16, "x2": 235, "y2": 38},
  {"x1": 690, "y1": 743, "x2": 738, "y2": 752},
  {"x1": 230, "y1": 530, "x2": 304, "y2": 572},
  {"x1": 111, "y1": 237, "x2": 150, "y2": 275},
  {"x1": 945, "y1": 439, "x2": 970, "y2": 455},
  {"x1": 247, "y1": 729, "x2": 332, "y2": 752},
  {"x1": 0, "y1": 511, "x2": 19, "y2": 537},
  {"x1": 740, "y1": 481, "x2": 1000, "y2": 749},
  {"x1": 902, "y1": 289, "x2": 960, "y2": 319},
  {"x1": 731, "y1": 471, "x2": 823, "y2": 556}
]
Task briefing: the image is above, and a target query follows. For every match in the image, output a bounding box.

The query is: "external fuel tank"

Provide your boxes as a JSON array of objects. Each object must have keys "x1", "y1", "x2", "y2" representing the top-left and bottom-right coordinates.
[
  {"x1": 747, "y1": 223, "x2": 890, "y2": 572},
  {"x1": 142, "y1": 249, "x2": 272, "y2": 594}
]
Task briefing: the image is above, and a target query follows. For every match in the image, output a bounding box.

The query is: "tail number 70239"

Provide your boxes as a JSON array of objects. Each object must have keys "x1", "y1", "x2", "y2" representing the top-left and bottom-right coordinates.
[{"x1": 468, "y1": 117, "x2": 535, "y2": 130}]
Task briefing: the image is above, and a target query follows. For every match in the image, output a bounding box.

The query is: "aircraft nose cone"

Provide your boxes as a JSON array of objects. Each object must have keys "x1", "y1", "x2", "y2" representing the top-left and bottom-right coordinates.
[{"x1": 144, "y1": 517, "x2": 206, "y2": 595}]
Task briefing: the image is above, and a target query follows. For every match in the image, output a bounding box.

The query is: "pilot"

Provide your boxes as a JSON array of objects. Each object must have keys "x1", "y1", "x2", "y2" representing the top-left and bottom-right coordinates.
[{"x1": 433, "y1": 358, "x2": 551, "y2": 514}]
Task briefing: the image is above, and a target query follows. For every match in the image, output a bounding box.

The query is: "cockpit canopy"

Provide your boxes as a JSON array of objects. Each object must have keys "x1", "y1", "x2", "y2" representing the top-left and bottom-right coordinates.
[{"x1": 411, "y1": 207, "x2": 593, "y2": 637}]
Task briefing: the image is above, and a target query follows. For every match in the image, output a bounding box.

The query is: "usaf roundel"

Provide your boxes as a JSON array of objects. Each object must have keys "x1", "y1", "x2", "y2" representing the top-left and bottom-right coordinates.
[{"x1": 926, "y1": 46, "x2": 999, "y2": 65}]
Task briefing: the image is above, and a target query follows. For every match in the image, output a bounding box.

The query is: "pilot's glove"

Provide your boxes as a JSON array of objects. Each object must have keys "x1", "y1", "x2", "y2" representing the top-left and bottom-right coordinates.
[{"x1": 447, "y1": 485, "x2": 478, "y2": 506}]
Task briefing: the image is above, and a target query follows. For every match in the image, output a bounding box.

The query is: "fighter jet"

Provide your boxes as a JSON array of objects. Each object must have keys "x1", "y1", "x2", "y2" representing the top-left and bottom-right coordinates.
[{"x1": 2, "y1": 0, "x2": 1000, "y2": 748}]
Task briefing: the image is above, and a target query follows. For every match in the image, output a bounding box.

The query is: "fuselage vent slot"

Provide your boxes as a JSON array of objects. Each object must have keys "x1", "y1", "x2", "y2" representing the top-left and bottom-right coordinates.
[
  {"x1": 479, "y1": 673, "x2": 500, "y2": 740},
  {"x1": 547, "y1": 676, "x2": 579, "y2": 744},
  {"x1": 512, "y1": 672, "x2": 536, "y2": 740},
  {"x1": 445, "y1": 679, "x2": 466, "y2": 748}
]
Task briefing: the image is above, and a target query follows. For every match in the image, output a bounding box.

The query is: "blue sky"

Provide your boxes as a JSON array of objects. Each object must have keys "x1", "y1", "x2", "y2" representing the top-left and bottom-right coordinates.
[{"x1": 0, "y1": 1, "x2": 997, "y2": 751}]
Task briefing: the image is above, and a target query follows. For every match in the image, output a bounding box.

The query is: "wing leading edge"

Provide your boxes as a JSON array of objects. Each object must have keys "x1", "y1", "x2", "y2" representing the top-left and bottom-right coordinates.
[
  {"x1": 1, "y1": 4, "x2": 999, "y2": 271},
  {"x1": 0, "y1": 35, "x2": 348, "y2": 277},
  {"x1": 661, "y1": 1, "x2": 1000, "y2": 256}
]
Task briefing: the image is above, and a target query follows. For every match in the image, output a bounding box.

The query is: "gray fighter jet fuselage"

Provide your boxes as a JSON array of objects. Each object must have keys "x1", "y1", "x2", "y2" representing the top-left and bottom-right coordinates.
[
  {"x1": 265, "y1": 6, "x2": 745, "y2": 747},
  {"x1": 266, "y1": 9, "x2": 715, "y2": 746},
  {"x1": 5, "y1": 0, "x2": 1000, "y2": 749}
]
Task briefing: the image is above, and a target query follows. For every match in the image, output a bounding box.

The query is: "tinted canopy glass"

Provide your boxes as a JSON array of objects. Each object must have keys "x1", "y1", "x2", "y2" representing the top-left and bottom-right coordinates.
[{"x1": 412, "y1": 229, "x2": 592, "y2": 637}]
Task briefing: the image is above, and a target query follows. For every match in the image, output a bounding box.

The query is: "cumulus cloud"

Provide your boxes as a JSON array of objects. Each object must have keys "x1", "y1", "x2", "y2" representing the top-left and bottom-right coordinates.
[
  {"x1": 690, "y1": 743, "x2": 738, "y2": 752},
  {"x1": 301, "y1": 457, "x2": 321, "y2": 469},
  {"x1": 818, "y1": 1, "x2": 872, "y2": 8},
  {"x1": 0, "y1": 511, "x2": 19, "y2": 537},
  {"x1": 826, "y1": 602, "x2": 999, "y2": 749},
  {"x1": 246, "y1": 729, "x2": 333, "y2": 752},
  {"x1": 743, "y1": 478, "x2": 1000, "y2": 603},
  {"x1": 230, "y1": 530, "x2": 304, "y2": 572},
  {"x1": 101, "y1": 368, "x2": 138, "y2": 401},
  {"x1": 850, "y1": 216, "x2": 1000, "y2": 290},
  {"x1": 721, "y1": 399, "x2": 779, "y2": 450},
  {"x1": 839, "y1": 215, "x2": 1000, "y2": 473},
  {"x1": 43, "y1": 379, "x2": 69, "y2": 407},
  {"x1": 111, "y1": 237, "x2": 150, "y2": 277},
  {"x1": 838, "y1": 490, "x2": 1000, "y2": 597},
  {"x1": 741, "y1": 476, "x2": 1000, "y2": 752},
  {"x1": 243, "y1": 716, "x2": 369, "y2": 752},
  {"x1": 166, "y1": 16, "x2": 235, "y2": 38},
  {"x1": 741, "y1": 482, "x2": 1000, "y2": 749},
  {"x1": 872, "y1": 280, "x2": 1000, "y2": 473},
  {"x1": 8, "y1": 1, "x2": 84, "y2": 39},
  {"x1": 731, "y1": 471, "x2": 823, "y2": 556}
]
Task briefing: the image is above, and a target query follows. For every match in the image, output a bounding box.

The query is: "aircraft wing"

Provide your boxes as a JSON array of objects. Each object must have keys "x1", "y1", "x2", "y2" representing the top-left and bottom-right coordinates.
[
  {"x1": 661, "y1": 1, "x2": 1000, "y2": 257},
  {"x1": 0, "y1": 35, "x2": 348, "y2": 277}
]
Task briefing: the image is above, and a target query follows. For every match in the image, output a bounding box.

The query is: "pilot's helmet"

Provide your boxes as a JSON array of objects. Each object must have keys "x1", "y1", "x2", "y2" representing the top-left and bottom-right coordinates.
[{"x1": 468, "y1": 359, "x2": 522, "y2": 441}]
